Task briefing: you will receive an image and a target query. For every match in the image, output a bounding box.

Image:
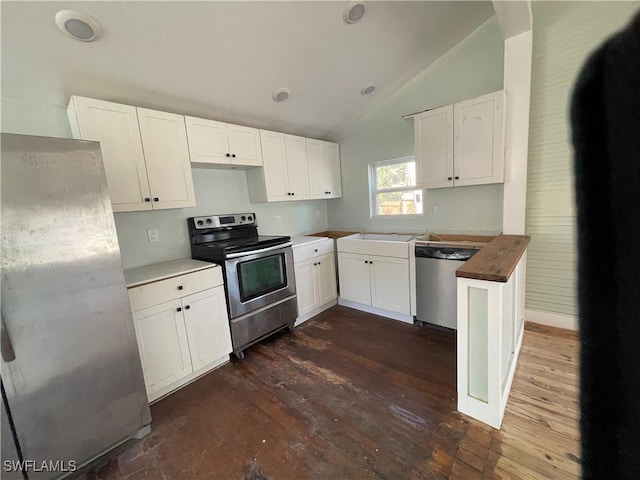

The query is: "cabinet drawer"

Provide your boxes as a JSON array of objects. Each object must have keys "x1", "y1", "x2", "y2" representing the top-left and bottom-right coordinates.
[
  {"x1": 129, "y1": 266, "x2": 223, "y2": 312},
  {"x1": 293, "y1": 239, "x2": 334, "y2": 264}
]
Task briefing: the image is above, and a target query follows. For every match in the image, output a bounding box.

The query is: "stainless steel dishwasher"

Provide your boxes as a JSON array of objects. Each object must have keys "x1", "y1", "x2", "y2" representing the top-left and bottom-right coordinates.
[{"x1": 415, "y1": 244, "x2": 480, "y2": 329}]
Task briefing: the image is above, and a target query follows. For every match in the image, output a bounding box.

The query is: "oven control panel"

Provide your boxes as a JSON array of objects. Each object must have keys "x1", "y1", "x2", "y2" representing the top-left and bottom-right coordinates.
[{"x1": 191, "y1": 213, "x2": 256, "y2": 229}]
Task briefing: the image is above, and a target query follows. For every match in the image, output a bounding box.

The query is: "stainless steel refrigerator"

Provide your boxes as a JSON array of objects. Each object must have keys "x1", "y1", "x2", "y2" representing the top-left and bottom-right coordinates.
[{"x1": 1, "y1": 134, "x2": 151, "y2": 479}]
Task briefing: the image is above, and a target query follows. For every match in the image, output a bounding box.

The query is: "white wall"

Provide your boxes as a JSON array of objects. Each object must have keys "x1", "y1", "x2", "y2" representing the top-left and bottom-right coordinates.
[
  {"x1": 327, "y1": 17, "x2": 505, "y2": 234},
  {"x1": 1, "y1": 97, "x2": 328, "y2": 269},
  {"x1": 525, "y1": 1, "x2": 638, "y2": 321}
]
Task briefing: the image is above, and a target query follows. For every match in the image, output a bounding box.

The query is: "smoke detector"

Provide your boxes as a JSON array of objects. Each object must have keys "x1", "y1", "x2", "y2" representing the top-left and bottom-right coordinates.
[
  {"x1": 55, "y1": 10, "x2": 102, "y2": 42},
  {"x1": 343, "y1": 1, "x2": 366, "y2": 24},
  {"x1": 272, "y1": 88, "x2": 291, "y2": 102}
]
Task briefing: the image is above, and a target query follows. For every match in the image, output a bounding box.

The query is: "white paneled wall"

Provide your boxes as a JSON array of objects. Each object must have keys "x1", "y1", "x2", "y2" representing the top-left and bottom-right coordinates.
[{"x1": 525, "y1": 2, "x2": 638, "y2": 320}]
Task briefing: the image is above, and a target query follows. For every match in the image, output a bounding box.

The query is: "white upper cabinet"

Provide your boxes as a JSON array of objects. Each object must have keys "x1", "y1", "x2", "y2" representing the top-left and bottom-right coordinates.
[
  {"x1": 284, "y1": 134, "x2": 310, "y2": 200},
  {"x1": 136, "y1": 108, "x2": 196, "y2": 209},
  {"x1": 453, "y1": 92, "x2": 505, "y2": 187},
  {"x1": 67, "y1": 96, "x2": 151, "y2": 212},
  {"x1": 307, "y1": 139, "x2": 342, "y2": 199},
  {"x1": 227, "y1": 124, "x2": 263, "y2": 167},
  {"x1": 246, "y1": 130, "x2": 311, "y2": 202},
  {"x1": 68, "y1": 96, "x2": 196, "y2": 211},
  {"x1": 185, "y1": 116, "x2": 262, "y2": 168},
  {"x1": 416, "y1": 90, "x2": 504, "y2": 189},
  {"x1": 415, "y1": 105, "x2": 454, "y2": 189}
]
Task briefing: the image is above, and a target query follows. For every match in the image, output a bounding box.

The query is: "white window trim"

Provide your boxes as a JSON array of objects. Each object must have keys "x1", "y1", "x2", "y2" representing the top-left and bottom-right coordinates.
[{"x1": 369, "y1": 156, "x2": 424, "y2": 219}]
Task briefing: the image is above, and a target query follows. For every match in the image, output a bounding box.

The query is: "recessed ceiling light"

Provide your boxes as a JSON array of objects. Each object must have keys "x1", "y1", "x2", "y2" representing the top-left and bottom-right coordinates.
[
  {"x1": 361, "y1": 84, "x2": 375, "y2": 95},
  {"x1": 343, "y1": 1, "x2": 366, "y2": 24},
  {"x1": 272, "y1": 88, "x2": 291, "y2": 102},
  {"x1": 55, "y1": 10, "x2": 102, "y2": 42}
]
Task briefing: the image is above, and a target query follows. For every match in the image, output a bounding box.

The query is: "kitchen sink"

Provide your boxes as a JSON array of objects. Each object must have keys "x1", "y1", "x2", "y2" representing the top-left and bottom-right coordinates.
[{"x1": 337, "y1": 233, "x2": 413, "y2": 258}]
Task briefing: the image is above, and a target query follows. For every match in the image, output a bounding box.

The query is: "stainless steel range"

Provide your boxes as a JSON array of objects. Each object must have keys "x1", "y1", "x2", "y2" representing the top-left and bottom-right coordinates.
[{"x1": 188, "y1": 213, "x2": 297, "y2": 359}]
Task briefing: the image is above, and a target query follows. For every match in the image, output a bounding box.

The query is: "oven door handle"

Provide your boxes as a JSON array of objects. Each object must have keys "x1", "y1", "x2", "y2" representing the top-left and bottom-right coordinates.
[{"x1": 225, "y1": 242, "x2": 293, "y2": 259}]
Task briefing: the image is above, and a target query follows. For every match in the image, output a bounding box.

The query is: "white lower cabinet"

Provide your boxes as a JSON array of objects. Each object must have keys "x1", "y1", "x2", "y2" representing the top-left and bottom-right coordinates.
[
  {"x1": 128, "y1": 265, "x2": 232, "y2": 402},
  {"x1": 293, "y1": 239, "x2": 337, "y2": 325},
  {"x1": 338, "y1": 252, "x2": 410, "y2": 315}
]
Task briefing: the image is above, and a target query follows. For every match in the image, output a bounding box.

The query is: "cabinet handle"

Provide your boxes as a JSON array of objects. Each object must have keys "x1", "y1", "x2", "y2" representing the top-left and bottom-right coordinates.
[
  {"x1": 291, "y1": 192, "x2": 295, "y2": 196},
  {"x1": 369, "y1": 261, "x2": 373, "y2": 264},
  {"x1": 185, "y1": 305, "x2": 191, "y2": 310},
  {"x1": 313, "y1": 263, "x2": 317, "y2": 266},
  {"x1": 177, "y1": 307, "x2": 182, "y2": 312},
  {"x1": 178, "y1": 285, "x2": 183, "y2": 290},
  {"x1": 226, "y1": 153, "x2": 230, "y2": 157},
  {"x1": 144, "y1": 197, "x2": 151, "y2": 202},
  {"x1": 318, "y1": 261, "x2": 321, "y2": 265},
  {"x1": 231, "y1": 154, "x2": 236, "y2": 158},
  {"x1": 448, "y1": 177, "x2": 452, "y2": 181},
  {"x1": 314, "y1": 249, "x2": 318, "y2": 252},
  {"x1": 153, "y1": 197, "x2": 159, "y2": 202},
  {"x1": 455, "y1": 176, "x2": 460, "y2": 180},
  {"x1": 365, "y1": 260, "x2": 368, "y2": 264}
]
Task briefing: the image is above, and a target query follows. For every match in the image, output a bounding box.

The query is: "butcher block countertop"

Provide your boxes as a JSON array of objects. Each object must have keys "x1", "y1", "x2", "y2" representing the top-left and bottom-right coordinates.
[{"x1": 455, "y1": 235, "x2": 531, "y2": 282}]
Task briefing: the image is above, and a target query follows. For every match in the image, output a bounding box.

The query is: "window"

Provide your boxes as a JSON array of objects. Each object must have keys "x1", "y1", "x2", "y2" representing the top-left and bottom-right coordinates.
[{"x1": 370, "y1": 156, "x2": 423, "y2": 217}]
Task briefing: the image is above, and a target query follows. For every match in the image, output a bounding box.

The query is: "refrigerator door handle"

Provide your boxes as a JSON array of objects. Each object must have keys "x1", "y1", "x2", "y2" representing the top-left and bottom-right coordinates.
[{"x1": 1, "y1": 312, "x2": 16, "y2": 362}]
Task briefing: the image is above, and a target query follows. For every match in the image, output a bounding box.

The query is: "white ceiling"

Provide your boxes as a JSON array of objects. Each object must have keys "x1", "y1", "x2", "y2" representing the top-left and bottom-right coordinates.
[{"x1": 1, "y1": 1, "x2": 495, "y2": 140}]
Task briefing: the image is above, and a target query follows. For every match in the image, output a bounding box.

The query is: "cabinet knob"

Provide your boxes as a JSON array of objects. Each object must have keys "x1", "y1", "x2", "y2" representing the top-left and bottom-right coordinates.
[
  {"x1": 314, "y1": 249, "x2": 318, "y2": 252},
  {"x1": 455, "y1": 176, "x2": 459, "y2": 180},
  {"x1": 177, "y1": 307, "x2": 182, "y2": 312},
  {"x1": 369, "y1": 261, "x2": 373, "y2": 264},
  {"x1": 318, "y1": 261, "x2": 321, "y2": 265},
  {"x1": 153, "y1": 197, "x2": 159, "y2": 202},
  {"x1": 231, "y1": 154, "x2": 236, "y2": 158},
  {"x1": 226, "y1": 153, "x2": 230, "y2": 157},
  {"x1": 365, "y1": 260, "x2": 368, "y2": 264},
  {"x1": 448, "y1": 177, "x2": 452, "y2": 181},
  {"x1": 178, "y1": 285, "x2": 183, "y2": 290},
  {"x1": 291, "y1": 192, "x2": 295, "y2": 196},
  {"x1": 313, "y1": 263, "x2": 317, "y2": 266},
  {"x1": 144, "y1": 197, "x2": 151, "y2": 202},
  {"x1": 185, "y1": 305, "x2": 191, "y2": 310}
]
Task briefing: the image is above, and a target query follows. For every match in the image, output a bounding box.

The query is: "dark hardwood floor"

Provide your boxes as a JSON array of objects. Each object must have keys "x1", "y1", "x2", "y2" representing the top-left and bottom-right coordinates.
[{"x1": 90, "y1": 305, "x2": 580, "y2": 479}]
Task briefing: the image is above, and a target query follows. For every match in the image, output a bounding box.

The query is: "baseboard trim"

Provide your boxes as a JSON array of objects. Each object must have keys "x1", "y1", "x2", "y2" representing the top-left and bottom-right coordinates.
[
  {"x1": 338, "y1": 297, "x2": 413, "y2": 324},
  {"x1": 525, "y1": 308, "x2": 578, "y2": 331}
]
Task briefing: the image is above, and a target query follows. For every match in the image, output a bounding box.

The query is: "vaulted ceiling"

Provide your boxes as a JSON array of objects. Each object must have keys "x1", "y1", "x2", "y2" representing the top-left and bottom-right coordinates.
[{"x1": 1, "y1": 1, "x2": 495, "y2": 140}]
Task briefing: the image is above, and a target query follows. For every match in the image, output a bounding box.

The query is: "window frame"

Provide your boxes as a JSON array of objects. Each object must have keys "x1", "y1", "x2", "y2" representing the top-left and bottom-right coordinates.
[{"x1": 369, "y1": 156, "x2": 424, "y2": 219}]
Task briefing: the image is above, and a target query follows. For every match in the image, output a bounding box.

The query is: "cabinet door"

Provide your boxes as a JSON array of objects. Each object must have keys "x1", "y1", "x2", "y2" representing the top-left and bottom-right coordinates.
[
  {"x1": 185, "y1": 116, "x2": 230, "y2": 165},
  {"x1": 227, "y1": 124, "x2": 263, "y2": 167},
  {"x1": 284, "y1": 134, "x2": 310, "y2": 199},
  {"x1": 295, "y1": 259, "x2": 319, "y2": 318},
  {"x1": 306, "y1": 139, "x2": 327, "y2": 199},
  {"x1": 454, "y1": 91, "x2": 505, "y2": 186},
  {"x1": 137, "y1": 108, "x2": 196, "y2": 209},
  {"x1": 316, "y1": 252, "x2": 337, "y2": 305},
  {"x1": 370, "y1": 256, "x2": 410, "y2": 314},
  {"x1": 260, "y1": 130, "x2": 290, "y2": 202},
  {"x1": 68, "y1": 96, "x2": 151, "y2": 212},
  {"x1": 132, "y1": 299, "x2": 193, "y2": 396},
  {"x1": 324, "y1": 142, "x2": 342, "y2": 198},
  {"x1": 415, "y1": 105, "x2": 454, "y2": 189},
  {"x1": 338, "y1": 252, "x2": 371, "y2": 305},
  {"x1": 182, "y1": 287, "x2": 232, "y2": 371}
]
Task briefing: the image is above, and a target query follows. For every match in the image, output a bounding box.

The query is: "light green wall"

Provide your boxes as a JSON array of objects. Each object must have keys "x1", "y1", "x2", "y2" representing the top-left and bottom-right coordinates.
[
  {"x1": 525, "y1": 1, "x2": 638, "y2": 317},
  {"x1": 1, "y1": 97, "x2": 328, "y2": 269},
  {"x1": 327, "y1": 16, "x2": 505, "y2": 234}
]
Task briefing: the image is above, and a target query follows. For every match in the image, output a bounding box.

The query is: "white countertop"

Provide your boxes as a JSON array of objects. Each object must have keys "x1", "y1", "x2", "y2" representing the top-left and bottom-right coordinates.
[
  {"x1": 291, "y1": 235, "x2": 330, "y2": 248},
  {"x1": 125, "y1": 259, "x2": 216, "y2": 288}
]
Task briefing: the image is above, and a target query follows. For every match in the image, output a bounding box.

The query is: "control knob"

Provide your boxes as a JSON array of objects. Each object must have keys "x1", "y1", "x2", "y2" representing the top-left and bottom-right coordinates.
[
  {"x1": 206, "y1": 218, "x2": 213, "y2": 224},
  {"x1": 197, "y1": 220, "x2": 204, "y2": 226}
]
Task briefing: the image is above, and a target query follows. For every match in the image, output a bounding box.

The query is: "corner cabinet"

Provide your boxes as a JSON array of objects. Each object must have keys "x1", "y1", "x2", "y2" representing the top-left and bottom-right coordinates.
[
  {"x1": 307, "y1": 140, "x2": 342, "y2": 199},
  {"x1": 293, "y1": 238, "x2": 337, "y2": 325},
  {"x1": 127, "y1": 264, "x2": 232, "y2": 403},
  {"x1": 67, "y1": 96, "x2": 196, "y2": 211},
  {"x1": 415, "y1": 90, "x2": 505, "y2": 189},
  {"x1": 185, "y1": 116, "x2": 263, "y2": 167}
]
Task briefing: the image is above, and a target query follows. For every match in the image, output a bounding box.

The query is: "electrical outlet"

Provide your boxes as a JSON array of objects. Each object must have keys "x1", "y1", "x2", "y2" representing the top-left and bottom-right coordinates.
[
  {"x1": 430, "y1": 205, "x2": 437, "y2": 217},
  {"x1": 275, "y1": 215, "x2": 282, "y2": 226},
  {"x1": 315, "y1": 210, "x2": 321, "y2": 219},
  {"x1": 147, "y1": 229, "x2": 159, "y2": 243}
]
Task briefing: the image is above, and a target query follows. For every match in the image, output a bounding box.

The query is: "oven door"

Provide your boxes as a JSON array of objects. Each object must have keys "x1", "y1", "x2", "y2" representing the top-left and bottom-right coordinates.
[{"x1": 224, "y1": 245, "x2": 296, "y2": 318}]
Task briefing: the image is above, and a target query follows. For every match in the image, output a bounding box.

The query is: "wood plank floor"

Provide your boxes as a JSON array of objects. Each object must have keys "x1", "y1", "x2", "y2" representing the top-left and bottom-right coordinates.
[{"x1": 91, "y1": 306, "x2": 580, "y2": 479}]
